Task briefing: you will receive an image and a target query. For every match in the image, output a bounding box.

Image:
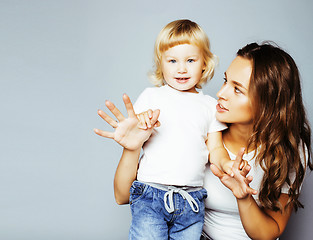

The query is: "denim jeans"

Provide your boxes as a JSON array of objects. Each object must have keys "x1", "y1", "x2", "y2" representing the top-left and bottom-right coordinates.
[{"x1": 128, "y1": 181, "x2": 207, "y2": 240}]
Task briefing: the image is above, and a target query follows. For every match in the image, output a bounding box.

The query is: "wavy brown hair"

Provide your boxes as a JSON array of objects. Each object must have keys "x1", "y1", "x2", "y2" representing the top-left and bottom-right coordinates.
[{"x1": 238, "y1": 42, "x2": 312, "y2": 211}]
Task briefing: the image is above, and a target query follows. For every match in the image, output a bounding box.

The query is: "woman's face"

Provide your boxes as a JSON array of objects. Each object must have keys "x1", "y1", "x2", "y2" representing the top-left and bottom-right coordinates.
[{"x1": 216, "y1": 56, "x2": 253, "y2": 126}]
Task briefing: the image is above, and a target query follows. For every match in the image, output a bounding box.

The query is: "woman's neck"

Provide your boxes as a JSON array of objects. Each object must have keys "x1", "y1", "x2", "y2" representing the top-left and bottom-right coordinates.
[{"x1": 223, "y1": 124, "x2": 254, "y2": 154}]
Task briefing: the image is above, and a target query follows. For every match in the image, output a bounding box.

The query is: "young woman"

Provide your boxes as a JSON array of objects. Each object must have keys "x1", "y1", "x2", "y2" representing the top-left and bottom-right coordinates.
[
  {"x1": 201, "y1": 42, "x2": 312, "y2": 239},
  {"x1": 95, "y1": 42, "x2": 312, "y2": 239}
]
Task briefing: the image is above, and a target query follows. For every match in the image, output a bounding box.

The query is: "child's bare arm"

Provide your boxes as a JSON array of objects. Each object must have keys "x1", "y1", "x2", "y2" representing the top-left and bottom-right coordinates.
[{"x1": 206, "y1": 131, "x2": 234, "y2": 176}]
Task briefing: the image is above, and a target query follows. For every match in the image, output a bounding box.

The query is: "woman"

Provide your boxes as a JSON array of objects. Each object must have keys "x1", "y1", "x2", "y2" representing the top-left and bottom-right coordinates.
[
  {"x1": 95, "y1": 42, "x2": 312, "y2": 239},
  {"x1": 201, "y1": 42, "x2": 312, "y2": 239}
]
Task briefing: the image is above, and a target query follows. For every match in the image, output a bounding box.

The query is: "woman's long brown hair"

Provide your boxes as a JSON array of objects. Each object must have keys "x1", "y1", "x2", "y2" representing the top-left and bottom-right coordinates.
[{"x1": 238, "y1": 42, "x2": 312, "y2": 211}]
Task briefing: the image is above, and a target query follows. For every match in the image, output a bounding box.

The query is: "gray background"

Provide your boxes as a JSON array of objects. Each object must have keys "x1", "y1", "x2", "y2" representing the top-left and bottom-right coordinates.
[{"x1": 1, "y1": 0, "x2": 312, "y2": 239}]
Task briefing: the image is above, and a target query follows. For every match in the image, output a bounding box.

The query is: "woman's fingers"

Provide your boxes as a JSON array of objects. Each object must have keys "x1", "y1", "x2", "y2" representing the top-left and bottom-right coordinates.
[
  {"x1": 123, "y1": 94, "x2": 136, "y2": 118},
  {"x1": 240, "y1": 164, "x2": 251, "y2": 177},
  {"x1": 93, "y1": 128, "x2": 114, "y2": 139},
  {"x1": 233, "y1": 147, "x2": 245, "y2": 170},
  {"x1": 105, "y1": 100, "x2": 126, "y2": 122},
  {"x1": 97, "y1": 109, "x2": 118, "y2": 128}
]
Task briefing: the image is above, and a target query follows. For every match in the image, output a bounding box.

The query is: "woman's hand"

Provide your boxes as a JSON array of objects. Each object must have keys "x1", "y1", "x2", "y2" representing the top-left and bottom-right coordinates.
[
  {"x1": 94, "y1": 94, "x2": 160, "y2": 150},
  {"x1": 210, "y1": 148, "x2": 257, "y2": 199}
]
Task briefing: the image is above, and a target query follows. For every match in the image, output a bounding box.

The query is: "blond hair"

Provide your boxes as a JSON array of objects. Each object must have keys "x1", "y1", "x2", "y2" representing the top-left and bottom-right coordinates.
[{"x1": 150, "y1": 19, "x2": 216, "y2": 88}]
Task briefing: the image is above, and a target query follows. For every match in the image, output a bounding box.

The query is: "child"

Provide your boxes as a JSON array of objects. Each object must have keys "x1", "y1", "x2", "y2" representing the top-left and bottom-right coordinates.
[{"x1": 95, "y1": 19, "x2": 233, "y2": 240}]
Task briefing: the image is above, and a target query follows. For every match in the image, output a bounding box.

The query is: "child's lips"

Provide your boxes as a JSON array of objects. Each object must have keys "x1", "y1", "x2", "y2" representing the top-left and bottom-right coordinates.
[{"x1": 175, "y1": 77, "x2": 190, "y2": 83}]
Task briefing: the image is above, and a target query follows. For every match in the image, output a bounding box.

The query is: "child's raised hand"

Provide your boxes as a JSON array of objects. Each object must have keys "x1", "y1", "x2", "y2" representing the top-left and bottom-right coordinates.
[
  {"x1": 94, "y1": 94, "x2": 160, "y2": 150},
  {"x1": 211, "y1": 148, "x2": 257, "y2": 199},
  {"x1": 137, "y1": 109, "x2": 161, "y2": 130}
]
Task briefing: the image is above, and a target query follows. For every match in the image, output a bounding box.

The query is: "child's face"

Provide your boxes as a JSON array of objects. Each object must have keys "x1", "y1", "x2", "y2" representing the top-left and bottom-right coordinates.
[{"x1": 161, "y1": 44, "x2": 205, "y2": 93}]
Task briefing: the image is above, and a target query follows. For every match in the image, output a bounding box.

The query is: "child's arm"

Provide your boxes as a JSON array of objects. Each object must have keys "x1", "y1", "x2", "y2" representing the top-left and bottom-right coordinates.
[{"x1": 206, "y1": 131, "x2": 235, "y2": 176}]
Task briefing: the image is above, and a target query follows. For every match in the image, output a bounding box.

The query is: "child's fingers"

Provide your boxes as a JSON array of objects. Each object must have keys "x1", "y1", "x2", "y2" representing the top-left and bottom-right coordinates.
[
  {"x1": 147, "y1": 109, "x2": 153, "y2": 119},
  {"x1": 154, "y1": 121, "x2": 161, "y2": 128},
  {"x1": 143, "y1": 111, "x2": 152, "y2": 128},
  {"x1": 123, "y1": 94, "x2": 136, "y2": 118},
  {"x1": 223, "y1": 165, "x2": 234, "y2": 177},
  {"x1": 138, "y1": 113, "x2": 147, "y2": 129},
  {"x1": 210, "y1": 163, "x2": 224, "y2": 178},
  {"x1": 97, "y1": 109, "x2": 118, "y2": 128},
  {"x1": 93, "y1": 128, "x2": 114, "y2": 139},
  {"x1": 150, "y1": 109, "x2": 160, "y2": 126}
]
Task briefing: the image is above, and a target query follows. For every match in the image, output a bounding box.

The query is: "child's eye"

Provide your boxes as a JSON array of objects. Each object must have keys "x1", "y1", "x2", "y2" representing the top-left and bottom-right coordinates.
[
  {"x1": 223, "y1": 78, "x2": 227, "y2": 84},
  {"x1": 187, "y1": 59, "x2": 195, "y2": 63},
  {"x1": 169, "y1": 59, "x2": 176, "y2": 63}
]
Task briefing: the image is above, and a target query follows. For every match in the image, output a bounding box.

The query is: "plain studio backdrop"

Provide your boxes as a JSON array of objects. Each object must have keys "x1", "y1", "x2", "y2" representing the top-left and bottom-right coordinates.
[{"x1": 0, "y1": 0, "x2": 312, "y2": 239}]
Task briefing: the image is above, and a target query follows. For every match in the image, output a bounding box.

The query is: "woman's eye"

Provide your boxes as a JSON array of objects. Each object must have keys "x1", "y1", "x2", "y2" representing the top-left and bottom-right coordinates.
[
  {"x1": 234, "y1": 87, "x2": 242, "y2": 94},
  {"x1": 169, "y1": 59, "x2": 176, "y2": 63},
  {"x1": 187, "y1": 59, "x2": 195, "y2": 63},
  {"x1": 223, "y1": 78, "x2": 227, "y2": 84}
]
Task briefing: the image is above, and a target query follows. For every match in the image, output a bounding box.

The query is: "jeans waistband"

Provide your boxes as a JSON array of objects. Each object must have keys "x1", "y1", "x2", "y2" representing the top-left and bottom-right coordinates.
[{"x1": 141, "y1": 181, "x2": 203, "y2": 214}]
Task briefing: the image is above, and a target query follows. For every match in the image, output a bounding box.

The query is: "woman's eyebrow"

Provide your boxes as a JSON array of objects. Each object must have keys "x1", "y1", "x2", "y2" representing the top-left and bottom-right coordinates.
[
  {"x1": 224, "y1": 72, "x2": 248, "y2": 90},
  {"x1": 233, "y1": 80, "x2": 248, "y2": 90}
]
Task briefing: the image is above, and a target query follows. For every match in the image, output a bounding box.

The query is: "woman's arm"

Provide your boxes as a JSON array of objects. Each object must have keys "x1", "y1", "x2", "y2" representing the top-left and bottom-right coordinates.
[
  {"x1": 114, "y1": 148, "x2": 141, "y2": 204},
  {"x1": 211, "y1": 152, "x2": 292, "y2": 239},
  {"x1": 237, "y1": 193, "x2": 292, "y2": 240},
  {"x1": 94, "y1": 94, "x2": 160, "y2": 204}
]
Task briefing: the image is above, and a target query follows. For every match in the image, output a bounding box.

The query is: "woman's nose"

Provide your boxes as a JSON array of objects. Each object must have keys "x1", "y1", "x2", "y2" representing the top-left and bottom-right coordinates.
[{"x1": 216, "y1": 85, "x2": 227, "y2": 100}]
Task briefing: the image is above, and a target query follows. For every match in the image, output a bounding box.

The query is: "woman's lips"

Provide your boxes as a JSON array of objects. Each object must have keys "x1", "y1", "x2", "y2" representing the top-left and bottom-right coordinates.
[{"x1": 216, "y1": 103, "x2": 228, "y2": 112}]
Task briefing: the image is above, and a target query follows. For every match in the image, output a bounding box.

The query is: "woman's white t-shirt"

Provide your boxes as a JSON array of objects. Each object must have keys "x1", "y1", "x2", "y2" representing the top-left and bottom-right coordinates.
[{"x1": 203, "y1": 146, "x2": 302, "y2": 239}]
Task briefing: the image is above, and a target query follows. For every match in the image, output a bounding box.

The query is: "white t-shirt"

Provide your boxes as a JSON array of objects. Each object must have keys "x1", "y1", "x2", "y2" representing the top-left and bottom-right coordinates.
[
  {"x1": 134, "y1": 85, "x2": 226, "y2": 186},
  {"x1": 203, "y1": 146, "x2": 305, "y2": 240}
]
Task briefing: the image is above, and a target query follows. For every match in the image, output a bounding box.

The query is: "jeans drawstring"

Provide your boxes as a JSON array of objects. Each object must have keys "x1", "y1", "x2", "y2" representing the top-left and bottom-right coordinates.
[{"x1": 164, "y1": 188, "x2": 199, "y2": 213}]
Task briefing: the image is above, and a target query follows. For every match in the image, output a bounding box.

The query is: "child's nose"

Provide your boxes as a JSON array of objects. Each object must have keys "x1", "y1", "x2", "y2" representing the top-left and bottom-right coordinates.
[{"x1": 177, "y1": 63, "x2": 187, "y2": 73}]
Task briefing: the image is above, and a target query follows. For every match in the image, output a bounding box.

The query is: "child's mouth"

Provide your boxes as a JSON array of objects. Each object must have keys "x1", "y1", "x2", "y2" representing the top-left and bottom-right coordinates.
[{"x1": 175, "y1": 78, "x2": 189, "y2": 83}]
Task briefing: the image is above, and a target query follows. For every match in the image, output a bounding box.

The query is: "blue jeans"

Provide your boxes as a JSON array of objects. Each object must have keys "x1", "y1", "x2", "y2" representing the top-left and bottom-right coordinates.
[{"x1": 128, "y1": 181, "x2": 207, "y2": 240}]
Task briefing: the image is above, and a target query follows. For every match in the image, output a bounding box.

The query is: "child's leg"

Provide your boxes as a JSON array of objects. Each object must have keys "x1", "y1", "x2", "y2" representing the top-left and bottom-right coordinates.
[
  {"x1": 168, "y1": 188, "x2": 207, "y2": 240},
  {"x1": 128, "y1": 181, "x2": 168, "y2": 240}
]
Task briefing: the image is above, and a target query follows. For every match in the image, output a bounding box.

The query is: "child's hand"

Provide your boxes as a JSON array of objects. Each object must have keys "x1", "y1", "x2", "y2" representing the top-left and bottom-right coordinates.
[
  {"x1": 211, "y1": 148, "x2": 257, "y2": 199},
  {"x1": 137, "y1": 109, "x2": 161, "y2": 130},
  {"x1": 94, "y1": 94, "x2": 160, "y2": 150}
]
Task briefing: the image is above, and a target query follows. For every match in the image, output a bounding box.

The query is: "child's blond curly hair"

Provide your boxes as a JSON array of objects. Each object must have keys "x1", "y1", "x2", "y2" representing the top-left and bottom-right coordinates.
[{"x1": 150, "y1": 19, "x2": 217, "y2": 89}]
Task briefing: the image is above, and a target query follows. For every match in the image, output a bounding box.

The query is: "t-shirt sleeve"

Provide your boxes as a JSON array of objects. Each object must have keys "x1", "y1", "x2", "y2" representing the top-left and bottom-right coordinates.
[
  {"x1": 205, "y1": 95, "x2": 227, "y2": 133},
  {"x1": 133, "y1": 88, "x2": 153, "y2": 114},
  {"x1": 281, "y1": 146, "x2": 308, "y2": 194}
]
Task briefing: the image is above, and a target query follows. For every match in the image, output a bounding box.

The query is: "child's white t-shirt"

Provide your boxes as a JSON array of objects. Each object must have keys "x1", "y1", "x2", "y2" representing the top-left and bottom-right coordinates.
[{"x1": 134, "y1": 85, "x2": 227, "y2": 187}]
